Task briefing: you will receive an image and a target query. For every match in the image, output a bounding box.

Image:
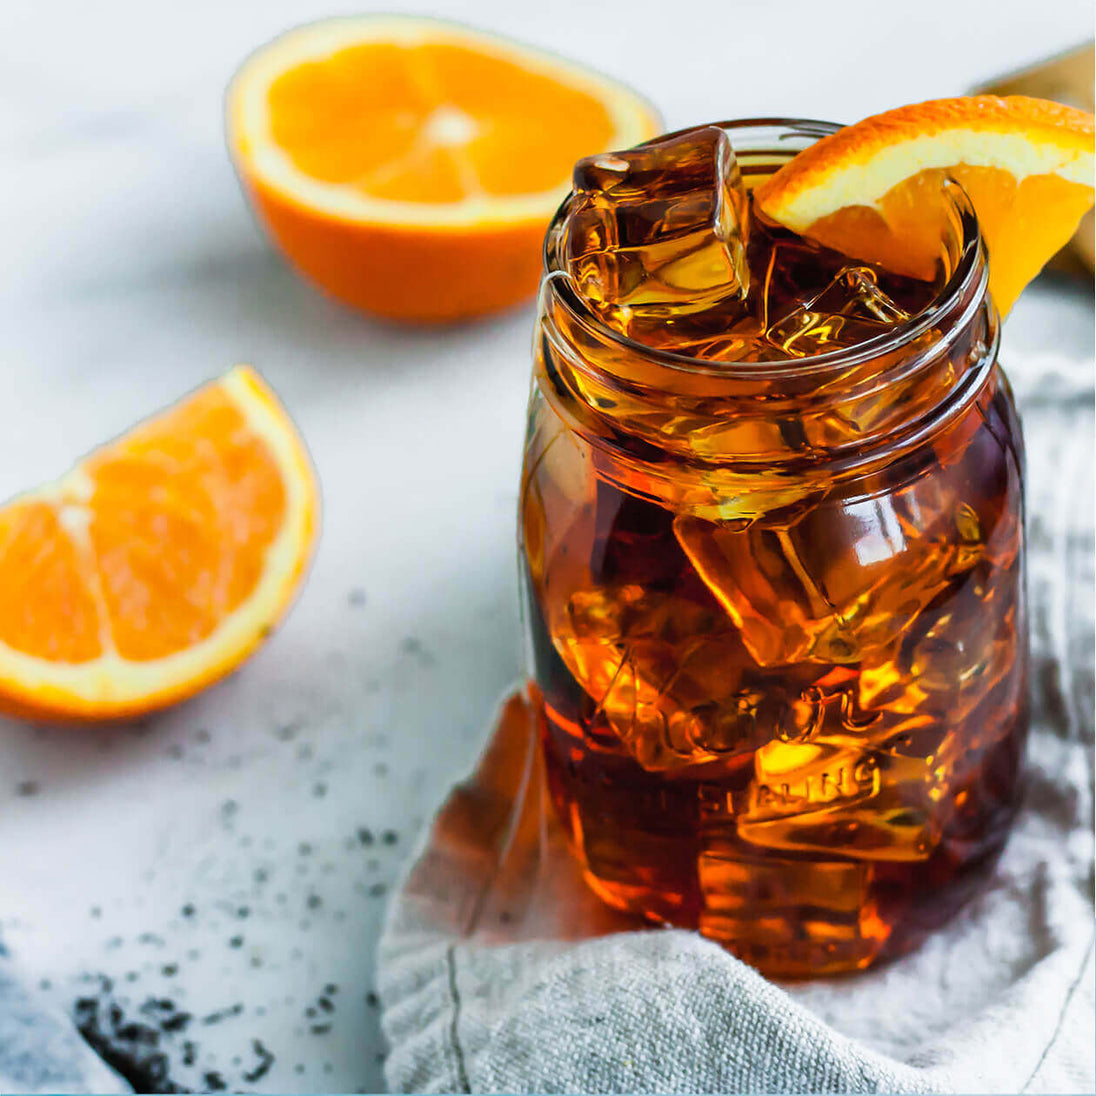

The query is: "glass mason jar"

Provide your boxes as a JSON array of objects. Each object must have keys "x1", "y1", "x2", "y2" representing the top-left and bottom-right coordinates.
[{"x1": 517, "y1": 120, "x2": 1029, "y2": 977}]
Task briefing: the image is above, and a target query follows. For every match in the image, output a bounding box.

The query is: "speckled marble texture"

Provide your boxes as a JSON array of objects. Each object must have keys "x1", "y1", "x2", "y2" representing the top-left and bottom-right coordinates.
[{"x1": 0, "y1": 0, "x2": 1092, "y2": 1090}]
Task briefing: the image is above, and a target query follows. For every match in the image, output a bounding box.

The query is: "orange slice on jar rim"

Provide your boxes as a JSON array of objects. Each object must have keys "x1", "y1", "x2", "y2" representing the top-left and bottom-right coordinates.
[
  {"x1": 755, "y1": 95, "x2": 1095, "y2": 316},
  {"x1": 0, "y1": 367, "x2": 319, "y2": 723},
  {"x1": 226, "y1": 16, "x2": 661, "y2": 322}
]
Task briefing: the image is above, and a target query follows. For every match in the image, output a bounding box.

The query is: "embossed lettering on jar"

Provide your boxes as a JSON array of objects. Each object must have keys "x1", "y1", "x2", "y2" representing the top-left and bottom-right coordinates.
[{"x1": 518, "y1": 120, "x2": 1029, "y2": 977}]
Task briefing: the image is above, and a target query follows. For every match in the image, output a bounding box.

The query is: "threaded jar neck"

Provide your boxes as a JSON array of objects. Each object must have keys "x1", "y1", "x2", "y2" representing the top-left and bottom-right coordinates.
[{"x1": 535, "y1": 118, "x2": 998, "y2": 482}]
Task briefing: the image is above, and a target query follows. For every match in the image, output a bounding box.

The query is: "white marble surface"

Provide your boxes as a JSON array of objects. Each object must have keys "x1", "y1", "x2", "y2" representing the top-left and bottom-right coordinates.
[{"x1": 0, "y1": 0, "x2": 1092, "y2": 1091}]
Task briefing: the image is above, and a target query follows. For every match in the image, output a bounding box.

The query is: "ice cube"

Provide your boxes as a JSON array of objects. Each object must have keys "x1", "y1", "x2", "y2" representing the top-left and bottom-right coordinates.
[
  {"x1": 734, "y1": 735, "x2": 944, "y2": 861},
  {"x1": 695, "y1": 839, "x2": 877, "y2": 970},
  {"x1": 552, "y1": 583, "x2": 781, "y2": 771},
  {"x1": 563, "y1": 126, "x2": 750, "y2": 337},
  {"x1": 764, "y1": 266, "x2": 910, "y2": 357},
  {"x1": 711, "y1": 666, "x2": 947, "y2": 862},
  {"x1": 674, "y1": 477, "x2": 981, "y2": 668},
  {"x1": 859, "y1": 560, "x2": 1020, "y2": 728}
]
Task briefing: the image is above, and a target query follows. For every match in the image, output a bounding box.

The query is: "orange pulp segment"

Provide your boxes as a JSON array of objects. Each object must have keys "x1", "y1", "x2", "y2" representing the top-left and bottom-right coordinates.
[
  {"x1": 0, "y1": 366, "x2": 319, "y2": 722},
  {"x1": 756, "y1": 96, "x2": 1095, "y2": 315},
  {"x1": 227, "y1": 17, "x2": 661, "y2": 321}
]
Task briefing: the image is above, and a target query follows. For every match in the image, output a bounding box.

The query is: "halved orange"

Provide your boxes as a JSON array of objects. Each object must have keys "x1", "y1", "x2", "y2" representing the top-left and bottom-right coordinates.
[
  {"x1": 756, "y1": 96, "x2": 1095, "y2": 315},
  {"x1": 0, "y1": 367, "x2": 319, "y2": 722},
  {"x1": 227, "y1": 16, "x2": 661, "y2": 322}
]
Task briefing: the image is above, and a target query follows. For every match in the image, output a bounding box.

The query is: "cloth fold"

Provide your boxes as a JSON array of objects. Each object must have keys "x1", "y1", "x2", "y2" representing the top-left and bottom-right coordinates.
[{"x1": 378, "y1": 352, "x2": 1096, "y2": 1095}]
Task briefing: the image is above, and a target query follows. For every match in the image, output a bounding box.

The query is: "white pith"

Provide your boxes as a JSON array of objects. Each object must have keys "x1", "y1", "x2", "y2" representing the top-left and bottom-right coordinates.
[
  {"x1": 769, "y1": 130, "x2": 1094, "y2": 230},
  {"x1": 227, "y1": 15, "x2": 659, "y2": 227},
  {"x1": 0, "y1": 366, "x2": 317, "y2": 712}
]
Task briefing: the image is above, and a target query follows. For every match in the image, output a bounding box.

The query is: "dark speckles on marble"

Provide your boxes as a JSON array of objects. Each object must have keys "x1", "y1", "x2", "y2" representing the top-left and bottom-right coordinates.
[
  {"x1": 274, "y1": 720, "x2": 302, "y2": 742},
  {"x1": 242, "y1": 1039, "x2": 275, "y2": 1084},
  {"x1": 71, "y1": 977, "x2": 269, "y2": 1093},
  {"x1": 26, "y1": 621, "x2": 429, "y2": 1096},
  {"x1": 399, "y1": 635, "x2": 437, "y2": 667}
]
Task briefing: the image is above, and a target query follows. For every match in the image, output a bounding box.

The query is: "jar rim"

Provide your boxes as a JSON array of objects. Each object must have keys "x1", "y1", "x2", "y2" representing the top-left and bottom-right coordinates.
[{"x1": 541, "y1": 117, "x2": 991, "y2": 380}]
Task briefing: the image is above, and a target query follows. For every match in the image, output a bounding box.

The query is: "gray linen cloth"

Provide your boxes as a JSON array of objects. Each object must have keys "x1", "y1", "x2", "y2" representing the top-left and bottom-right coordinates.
[{"x1": 378, "y1": 351, "x2": 1096, "y2": 1095}]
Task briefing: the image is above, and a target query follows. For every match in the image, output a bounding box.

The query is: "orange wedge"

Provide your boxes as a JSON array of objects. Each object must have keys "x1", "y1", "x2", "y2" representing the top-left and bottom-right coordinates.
[
  {"x1": 0, "y1": 367, "x2": 319, "y2": 723},
  {"x1": 227, "y1": 16, "x2": 660, "y2": 322},
  {"x1": 756, "y1": 96, "x2": 1095, "y2": 315}
]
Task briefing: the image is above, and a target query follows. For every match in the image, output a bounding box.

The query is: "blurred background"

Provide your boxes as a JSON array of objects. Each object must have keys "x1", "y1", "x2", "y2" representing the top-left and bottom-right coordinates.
[{"x1": 1, "y1": 0, "x2": 1092, "y2": 1091}]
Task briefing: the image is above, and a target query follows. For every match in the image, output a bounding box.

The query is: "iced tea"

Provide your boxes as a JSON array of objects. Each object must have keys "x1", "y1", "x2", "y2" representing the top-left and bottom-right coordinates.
[{"x1": 519, "y1": 121, "x2": 1027, "y2": 976}]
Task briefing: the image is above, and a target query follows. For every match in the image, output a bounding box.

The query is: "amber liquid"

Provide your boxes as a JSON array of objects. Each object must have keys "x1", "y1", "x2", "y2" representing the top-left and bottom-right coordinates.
[{"x1": 521, "y1": 184, "x2": 1028, "y2": 976}]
